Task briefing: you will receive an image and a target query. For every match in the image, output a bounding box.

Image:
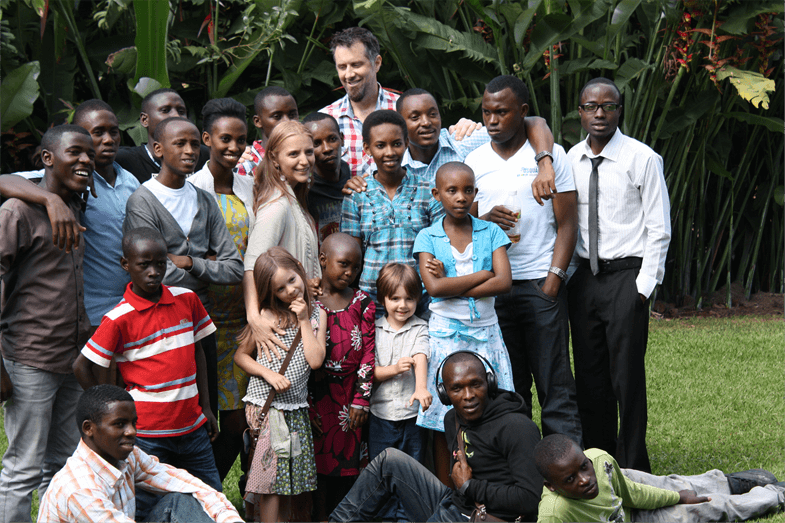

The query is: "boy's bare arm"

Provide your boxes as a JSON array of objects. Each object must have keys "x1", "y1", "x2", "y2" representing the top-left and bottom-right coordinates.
[
  {"x1": 540, "y1": 190, "x2": 577, "y2": 299},
  {"x1": 73, "y1": 353, "x2": 104, "y2": 390},
  {"x1": 0, "y1": 174, "x2": 85, "y2": 252},
  {"x1": 409, "y1": 353, "x2": 432, "y2": 411},
  {"x1": 194, "y1": 340, "x2": 219, "y2": 441},
  {"x1": 374, "y1": 357, "x2": 414, "y2": 382},
  {"x1": 523, "y1": 116, "x2": 558, "y2": 205}
]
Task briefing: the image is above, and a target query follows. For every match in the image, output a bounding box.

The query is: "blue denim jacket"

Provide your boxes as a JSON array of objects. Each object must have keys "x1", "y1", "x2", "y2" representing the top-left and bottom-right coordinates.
[{"x1": 413, "y1": 215, "x2": 510, "y2": 321}]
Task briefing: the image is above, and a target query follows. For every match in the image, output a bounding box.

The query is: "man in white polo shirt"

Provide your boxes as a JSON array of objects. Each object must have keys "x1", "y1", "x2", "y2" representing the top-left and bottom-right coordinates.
[{"x1": 466, "y1": 75, "x2": 582, "y2": 446}]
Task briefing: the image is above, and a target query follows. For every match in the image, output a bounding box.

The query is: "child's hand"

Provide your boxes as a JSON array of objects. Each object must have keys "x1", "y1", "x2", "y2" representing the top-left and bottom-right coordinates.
[
  {"x1": 425, "y1": 258, "x2": 446, "y2": 278},
  {"x1": 409, "y1": 387, "x2": 433, "y2": 411},
  {"x1": 677, "y1": 489, "x2": 710, "y2": 504},
  {"x1": 308, "y1": 278, "x2": 322, "y2": 297},
  {"x1": 240, "y1": 145, "x2": 255, "y2": 163},
  {"x1": 348, "y1": 407, "x2": 368, "y2": 430},
  {"x1": 290, "y1": 295, "x2": 309, "y2": 322},
  {"x1": 203, "y1": 408, "x2": 219, "y2": 442},
  {"x1": 311, "y1": 414, "x2": 324, "y2": 436},
  {"x1": 395, "y1": 356, "x2": 415, "y2": 374},
  {"x1": 267, "y1": 373, "x2": 292, "y2": 392},
  {"x1": 167, "y1": 253, "x2": 193, "y2": 270},
  {"x1": 342, "y1": 173, "x2": 369, "y2": 195}
]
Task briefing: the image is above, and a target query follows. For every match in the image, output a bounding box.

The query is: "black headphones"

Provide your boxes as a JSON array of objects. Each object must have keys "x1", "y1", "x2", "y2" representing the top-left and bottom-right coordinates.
[{"x1": 435, "y1": 350, "x2": 498, "y2": 406}]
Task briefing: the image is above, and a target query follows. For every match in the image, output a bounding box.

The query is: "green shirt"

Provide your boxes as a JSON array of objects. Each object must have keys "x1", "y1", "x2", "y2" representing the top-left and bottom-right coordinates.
[{"x1": 537, "y1": 449, "x2": 681, "y2": 522}]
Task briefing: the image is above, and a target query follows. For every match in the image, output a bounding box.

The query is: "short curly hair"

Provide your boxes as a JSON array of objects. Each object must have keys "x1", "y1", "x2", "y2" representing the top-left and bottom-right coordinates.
[
  {"x1": 329, "y1": 27, "x2": 380, "y2": 63},
  {"x1": 76, "y1": 385, "x2": 134, "y2": 435}
]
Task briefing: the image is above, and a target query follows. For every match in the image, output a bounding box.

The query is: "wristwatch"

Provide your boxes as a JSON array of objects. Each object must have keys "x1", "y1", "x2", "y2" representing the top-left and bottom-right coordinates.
[
  {"x1": 548, "y1": 266, "x2": 567, "y2": 282},
  {"x1": 535, "y1": 151, "x2": 554, "y2": 163}
]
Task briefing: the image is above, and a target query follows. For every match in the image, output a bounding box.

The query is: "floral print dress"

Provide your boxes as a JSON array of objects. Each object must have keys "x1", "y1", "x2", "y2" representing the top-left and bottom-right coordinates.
[{"x1": 310, "y1": 290, "x2": 376, "y2": 477}]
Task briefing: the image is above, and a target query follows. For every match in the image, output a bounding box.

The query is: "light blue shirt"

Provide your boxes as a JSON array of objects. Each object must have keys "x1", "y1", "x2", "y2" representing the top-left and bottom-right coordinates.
[
  {"x1": 11, "y1": 164, "x2": 139, "y2": 324},
  {"x1": 82, "y1": 163, "x2": 139, "y2": 324},
  {"x1": 401, "y1": 127, "x2": 491, "y2": 187}
]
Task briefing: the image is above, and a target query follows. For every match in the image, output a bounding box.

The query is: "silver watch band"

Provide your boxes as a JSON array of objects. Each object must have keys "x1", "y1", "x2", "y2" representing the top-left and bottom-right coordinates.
[
  {"x1": 535, "y1": 151, "x2": 554, "y2": 163},
  {"x1": 548, "y1": 266, "x2": 567, "y2": 282}
]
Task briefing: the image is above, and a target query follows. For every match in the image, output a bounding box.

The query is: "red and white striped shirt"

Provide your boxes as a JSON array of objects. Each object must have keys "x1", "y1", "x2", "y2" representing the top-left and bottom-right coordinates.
[
  {"x1": 38, "y1": 440, "x2": 241, "y2": 523},
  {"x1": 82, "y1": 284, "x2": 216, "y2": 438}
]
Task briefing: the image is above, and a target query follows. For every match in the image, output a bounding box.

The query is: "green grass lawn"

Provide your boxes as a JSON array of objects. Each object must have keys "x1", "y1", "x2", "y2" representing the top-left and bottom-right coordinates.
[{"x1": 2, "y1": 315, "x2": 783, "y2": 521}]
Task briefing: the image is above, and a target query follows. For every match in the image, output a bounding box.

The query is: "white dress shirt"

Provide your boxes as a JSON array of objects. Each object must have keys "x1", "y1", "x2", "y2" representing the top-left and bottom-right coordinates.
[{"x1": 568, "y1": 128, "x2": 671, "y2": 298}]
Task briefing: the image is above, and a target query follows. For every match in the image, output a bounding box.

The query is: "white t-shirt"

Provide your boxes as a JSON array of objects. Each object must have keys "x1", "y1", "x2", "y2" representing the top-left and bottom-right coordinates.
[
  {"x1": 429, "y1": 242, "x2": 497, "y2": 326},
  {"x1": 142, "y1": 178, "x2": 199, "y2": 236},
  {"x1": 465, "y1": 141, "x2": 574, "y2": 280}
]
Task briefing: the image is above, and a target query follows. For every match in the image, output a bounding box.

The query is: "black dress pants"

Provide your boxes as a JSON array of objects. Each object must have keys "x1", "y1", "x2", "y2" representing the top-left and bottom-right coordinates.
[{"x1": 567, "y1": 261, "x2": 651, "y2": 472}]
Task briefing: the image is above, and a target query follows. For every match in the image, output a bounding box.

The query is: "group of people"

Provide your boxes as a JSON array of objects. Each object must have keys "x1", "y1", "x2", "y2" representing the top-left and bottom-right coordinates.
[{"x1": 0, "y1": 26, "x2": 782, "y2": 523}]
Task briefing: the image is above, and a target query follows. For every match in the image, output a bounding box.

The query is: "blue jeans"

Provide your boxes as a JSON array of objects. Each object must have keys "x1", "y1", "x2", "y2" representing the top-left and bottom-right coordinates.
[
  {"x1": 144, "y1": 492, "x2": 215, "y2": 523},
  {"x1": 368, "y1": 414, "x2": 426, "y2": 463},
  {"x1": 134, "y1": 426, "x2": 222, "y2": 521},
  {"x1": 0, "y1": 360, "x2": 82, "y2": 523},
  {"x1": 368, "y1": 415, "x2": 427, "y2": 520},
  {"x1": 329, "y1": 448, "x2": 466, "y2": 522},
  {"x1": 495, "y1": 278, "x2": 583, "y2": 445}
]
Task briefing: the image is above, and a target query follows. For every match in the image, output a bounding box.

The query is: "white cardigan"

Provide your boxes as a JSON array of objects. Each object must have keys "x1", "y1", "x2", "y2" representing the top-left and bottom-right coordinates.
[
  {"x1": 243, "y1": 185, "x2": 321, "y2": 279},
  {"x1": 188, "y1": 162, "x2": 256, "y2": 237}
]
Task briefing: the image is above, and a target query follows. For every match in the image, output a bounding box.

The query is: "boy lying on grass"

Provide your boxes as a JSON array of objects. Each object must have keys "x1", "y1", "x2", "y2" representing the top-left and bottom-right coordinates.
[{"x1": 535, "y1": 434, "x2": 785, "y2": 523}]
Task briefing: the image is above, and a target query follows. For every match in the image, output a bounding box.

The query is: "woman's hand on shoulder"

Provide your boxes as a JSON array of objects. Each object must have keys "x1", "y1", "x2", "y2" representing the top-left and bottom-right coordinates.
[{"x1": 248, "y1": 309, "x2": 288, "y2": 360}]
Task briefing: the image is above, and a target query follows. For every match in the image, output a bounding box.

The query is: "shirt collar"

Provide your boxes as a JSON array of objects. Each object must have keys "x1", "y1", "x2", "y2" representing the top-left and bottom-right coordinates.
[
  {"x1": 366, "y1": 168, "x2": 413, "y2": 194},
  {"x1": 580, "y1": 127, "x2": 624, "y2": 162},
  {"x1": 339, "y1": 83, "x2": 388, "y2": 119},
  {"x1": 376, "y1": 314, "x2": 427, "y2": 333},
  {"x1": 76, "y1": 439, "x2": 127, "y2": 487},
  {"x1": 428, "y1": 214, "x2": 489, "y2": 238},
  {"x1": 122, "y1": 282, "x2": 175, "y2": 311},
  {"x1": 92, "y1": 162, "x2": 137, "y2": 189},
  {"x1": 402, "y1": 130, "x2": 454, "y2": 169}
]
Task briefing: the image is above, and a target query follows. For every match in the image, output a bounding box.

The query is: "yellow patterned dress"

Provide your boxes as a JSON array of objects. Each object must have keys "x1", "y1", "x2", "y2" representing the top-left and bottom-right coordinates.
[{"x1": 210, "y1": 193, "x2": 251, "y2": 411}]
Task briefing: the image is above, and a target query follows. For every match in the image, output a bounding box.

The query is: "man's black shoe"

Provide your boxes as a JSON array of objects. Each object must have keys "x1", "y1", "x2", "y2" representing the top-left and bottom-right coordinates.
[{"x1": 725, "y1": 469, "x2": 778, "y2": 495}]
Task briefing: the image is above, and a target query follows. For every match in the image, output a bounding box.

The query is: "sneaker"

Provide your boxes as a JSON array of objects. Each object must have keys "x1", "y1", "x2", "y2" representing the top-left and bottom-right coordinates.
[{"x1": 726, "y1": 469, "x2": 778, "y2": 494}]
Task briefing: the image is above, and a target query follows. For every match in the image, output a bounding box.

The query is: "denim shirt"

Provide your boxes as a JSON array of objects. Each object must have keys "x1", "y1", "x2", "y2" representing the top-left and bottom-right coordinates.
[{"x1": 413, "y1": 215, "x2": 510, "y2": 321}]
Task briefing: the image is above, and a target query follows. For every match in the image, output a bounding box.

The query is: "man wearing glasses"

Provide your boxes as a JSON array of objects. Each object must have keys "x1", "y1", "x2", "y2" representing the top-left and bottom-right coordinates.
[{"x1": 567, "y1": 77, "x2": 671, "y2": 473}]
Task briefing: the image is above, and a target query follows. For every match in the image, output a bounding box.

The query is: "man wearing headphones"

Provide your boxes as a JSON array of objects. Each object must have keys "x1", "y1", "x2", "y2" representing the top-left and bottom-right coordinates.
[{"x1": 329, "y1": 351, "x2": 543, "y2": 522}]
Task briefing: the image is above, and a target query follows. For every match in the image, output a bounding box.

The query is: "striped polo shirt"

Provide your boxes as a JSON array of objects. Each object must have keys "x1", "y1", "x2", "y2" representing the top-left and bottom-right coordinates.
[{"x1": 82, "y1": 284, "x2": 216, "y2": 437}]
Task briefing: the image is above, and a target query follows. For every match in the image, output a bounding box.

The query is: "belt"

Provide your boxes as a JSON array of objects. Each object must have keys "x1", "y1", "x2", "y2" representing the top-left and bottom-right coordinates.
[{"x1": 579, "y1": 257, "x2": 642, "y2": 273}]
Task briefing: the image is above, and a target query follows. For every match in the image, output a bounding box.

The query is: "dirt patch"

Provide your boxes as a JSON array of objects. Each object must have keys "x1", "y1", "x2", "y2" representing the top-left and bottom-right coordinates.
[{"x1": 653, "y1": 282, "x2": 783, "y2": 319}]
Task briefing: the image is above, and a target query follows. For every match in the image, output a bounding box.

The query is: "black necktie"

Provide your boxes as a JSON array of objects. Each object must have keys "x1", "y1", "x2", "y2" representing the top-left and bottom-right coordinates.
[{"x1": 589, "y1": 157, "x2": 604, "y2": 275}]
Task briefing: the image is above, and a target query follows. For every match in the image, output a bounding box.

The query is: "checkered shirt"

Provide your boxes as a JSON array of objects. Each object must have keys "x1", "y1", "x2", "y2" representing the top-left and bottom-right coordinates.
[
  {"x1": 243, "y1": 306, "x2": 321, "y2": 410},
  {"x1": 340, "y1": 170, "x2": 443, "y2": 299},
  {"x1": 236, "y1": 139, "x2": 265, "y2": 177},
  {"x1": 320, "y1": 84, "x2": 400, "y2": 178},
  {"x1": 38, "y1": 440, "x2": 240, "y2": 523},
  {"x1": 402, "y1": 127, "x2": 491, "y2": 187}
]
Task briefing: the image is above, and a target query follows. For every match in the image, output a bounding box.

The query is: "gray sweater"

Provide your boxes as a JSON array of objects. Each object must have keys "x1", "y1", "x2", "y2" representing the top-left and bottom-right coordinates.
[{"x1": 123, "y1": 184, "x2": 244, "y2": 311}]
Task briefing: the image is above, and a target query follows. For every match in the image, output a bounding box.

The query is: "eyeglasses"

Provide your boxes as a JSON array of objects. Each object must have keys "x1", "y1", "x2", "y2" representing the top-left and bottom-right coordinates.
[{"x1": 579, "y1": 103, "x2": 622, "y2": 113}]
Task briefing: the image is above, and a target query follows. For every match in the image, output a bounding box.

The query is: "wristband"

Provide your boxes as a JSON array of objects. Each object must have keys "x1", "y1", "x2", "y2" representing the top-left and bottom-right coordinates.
[
  {"x1": 535, "y1": 151, "x2": 554, "y2": 163},
  {"x1": 548, "y1": 266, "x2": 567, "y2": 282}
]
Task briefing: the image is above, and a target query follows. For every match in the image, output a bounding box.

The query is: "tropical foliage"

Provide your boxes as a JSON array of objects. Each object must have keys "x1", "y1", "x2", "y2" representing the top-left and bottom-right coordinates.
[{"x1": 1, "y1": 0, "x2": 782, "y2": 305}]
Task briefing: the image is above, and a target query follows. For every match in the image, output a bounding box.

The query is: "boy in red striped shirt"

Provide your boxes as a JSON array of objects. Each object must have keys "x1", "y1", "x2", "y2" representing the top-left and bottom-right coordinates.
[{"x1": 73, "y1": 227, "x2": 222, "y2": 521}]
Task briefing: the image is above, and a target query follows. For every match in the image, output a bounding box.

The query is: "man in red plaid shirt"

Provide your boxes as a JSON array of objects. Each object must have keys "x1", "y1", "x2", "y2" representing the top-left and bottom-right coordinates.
[
  {"x1": 321, "y1": 28, "x2": 485, "y2": 180},
  {"x1": 320, "y1": 27, "x2": 400, "y2": 179}
]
